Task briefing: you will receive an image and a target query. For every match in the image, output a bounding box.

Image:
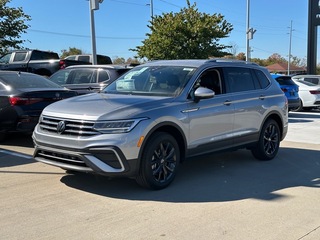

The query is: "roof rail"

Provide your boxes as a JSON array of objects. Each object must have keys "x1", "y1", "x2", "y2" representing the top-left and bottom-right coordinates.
[{"x1": 205, "y1": 58, "x2": 259, "y2": 65}]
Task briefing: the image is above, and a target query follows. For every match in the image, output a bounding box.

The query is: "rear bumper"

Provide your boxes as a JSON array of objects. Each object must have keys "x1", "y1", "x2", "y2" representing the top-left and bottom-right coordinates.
[{"x1": 287, "y1": 98, "x2": 301, "y2": 110}]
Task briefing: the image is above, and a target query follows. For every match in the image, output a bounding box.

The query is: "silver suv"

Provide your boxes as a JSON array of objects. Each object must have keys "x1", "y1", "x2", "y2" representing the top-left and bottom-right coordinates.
[{"x1": 33, "y1": 59, "x2": 288, "y2": 190}]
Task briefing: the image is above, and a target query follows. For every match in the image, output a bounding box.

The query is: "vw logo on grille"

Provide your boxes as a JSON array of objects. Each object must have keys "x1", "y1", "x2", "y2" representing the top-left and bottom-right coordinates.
[{"x1": 57, "y1": 121, "x2": 66, "y2": 134}]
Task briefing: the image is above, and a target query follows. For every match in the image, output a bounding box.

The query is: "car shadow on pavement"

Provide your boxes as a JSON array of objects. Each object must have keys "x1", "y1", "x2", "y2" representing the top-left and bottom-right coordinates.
[
  {"x1": 60, "y1": 147, "x2": 320, "y2": 203},
  {"x1": 0, "y1": 133, "x2": 33, "y2": 148},
  {"x1": 289, "y1": 112, "x2": 320, "y2": 119}
]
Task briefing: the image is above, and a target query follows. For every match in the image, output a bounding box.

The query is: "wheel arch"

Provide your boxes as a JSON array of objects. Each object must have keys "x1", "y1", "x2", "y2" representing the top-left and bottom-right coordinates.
[
  {"x1": 138, "y1": 122, "x2": 187, "y2": 164},
  {"x1": 262, "y1": 111, "x2": 285, "y2": 141}
]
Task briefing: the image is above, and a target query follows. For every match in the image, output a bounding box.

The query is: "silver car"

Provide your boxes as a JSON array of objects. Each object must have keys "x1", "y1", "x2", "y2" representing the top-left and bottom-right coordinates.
[{"x1": 33, "y1": 59, "x2": 288, "y2": 190}]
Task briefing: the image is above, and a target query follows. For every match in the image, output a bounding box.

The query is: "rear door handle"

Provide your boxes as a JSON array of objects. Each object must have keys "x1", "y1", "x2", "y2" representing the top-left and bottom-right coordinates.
[
  {"x1": 224, "y1": 100, "x2": 232, "y2": 106},
  {"x1": 259, "y1": 95, "x2": 265, "y2": 100}
]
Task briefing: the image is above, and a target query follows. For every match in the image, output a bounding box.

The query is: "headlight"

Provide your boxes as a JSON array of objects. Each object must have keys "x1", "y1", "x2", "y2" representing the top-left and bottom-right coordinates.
[{"x1": 93, "y1": 118, "x2": 148, "y2": 133}]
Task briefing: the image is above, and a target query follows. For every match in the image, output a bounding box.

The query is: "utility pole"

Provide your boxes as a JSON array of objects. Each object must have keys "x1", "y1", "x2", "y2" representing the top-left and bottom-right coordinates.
[
  {"x1": 246, "y1": 0, "x2": 256, "y2": 61},
  {"x1": 287, "y1": 20, "x2": 294, "y2": 75},
  {"x1": 150, "y1": 0, "x2": 154, "y2": 19},
  {"x1": 147, "y1": 0, "x2": 153, "y2": 20},
  {"x1": 89, "y1": 0, "x2": 103, "y2": 65}
]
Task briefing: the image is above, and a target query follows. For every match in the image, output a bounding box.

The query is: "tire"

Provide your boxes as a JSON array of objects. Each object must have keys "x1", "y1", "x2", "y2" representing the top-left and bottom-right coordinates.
[
  {"x1": 251, "y1": 119, "x2": 280, "y2": 161},
  {"x1": 291, "y1": 99, "x2": 303, "y2": 112},
  {"x1": 136, "y1": 132, "x2": 180, "y2": 190}
]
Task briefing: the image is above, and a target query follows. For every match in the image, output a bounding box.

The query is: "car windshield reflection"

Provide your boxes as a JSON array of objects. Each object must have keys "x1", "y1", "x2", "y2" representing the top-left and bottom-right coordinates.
[{"x1": 103, "y1": 66, "x2": 196, "y2": 97}]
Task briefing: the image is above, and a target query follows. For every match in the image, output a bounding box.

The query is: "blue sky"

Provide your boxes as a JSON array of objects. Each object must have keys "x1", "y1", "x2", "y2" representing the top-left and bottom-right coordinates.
[{"x1": 9, "y1": 0, "x2": 311, "y2": 62}]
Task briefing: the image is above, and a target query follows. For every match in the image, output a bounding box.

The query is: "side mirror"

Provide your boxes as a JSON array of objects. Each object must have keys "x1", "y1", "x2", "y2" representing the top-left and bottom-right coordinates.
[{"x1": 193, "y1": 87, "x2": 214, "y2": 103}]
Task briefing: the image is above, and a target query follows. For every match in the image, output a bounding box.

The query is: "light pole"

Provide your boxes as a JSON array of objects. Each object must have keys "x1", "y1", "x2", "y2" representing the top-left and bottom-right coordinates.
[{"x1": 89, "y1": 0, "x2": 103, "y2": 65}]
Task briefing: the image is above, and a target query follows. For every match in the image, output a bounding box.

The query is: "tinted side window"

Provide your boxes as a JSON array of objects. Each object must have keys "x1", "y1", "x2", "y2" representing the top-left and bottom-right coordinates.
[
  {"x1": 304, "y1": 77, "x2": 320, "y2": 85},
  {"x1": 78, "y1": 56, "x2": 90, "y2": 63},
  {"x1": 223, "y1": 67, "x2": 255, "y2": 93},
  {"x1": 98, "y1": 70, "x2": 110, "y2": 82},
  {"x1": 198, "y1": 68, "x2": 222, "y2": 94},
  {"x1": 13, "y1": 52, "x2": 27, "y2": 62},
  {"x1": 0, "y1": 53, "x2": 12, "y2": 63},
  {"x1": 30, "y1": 51, "x2": 59, "y2": 60},
  {"x1": 253, "y1": 69, "x2": 270, "y2": 89},
  {"x1": 97, "y1": 55, "x2": 112, "y2": 64}
]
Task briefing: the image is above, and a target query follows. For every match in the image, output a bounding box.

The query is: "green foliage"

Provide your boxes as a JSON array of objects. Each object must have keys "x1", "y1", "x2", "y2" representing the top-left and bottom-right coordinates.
[
  {"x1": 0, "y1": 0, "x2": 31, "y2": 55},
  {"x1": 132, "y1": 1, "x2": 233, "y2": 60},
  {"x1": 112, "y1": 57, "x2": 126, "y2": 64},
  {"x1": 60, "y1": 47, "x2": 83, "y2": 59}
]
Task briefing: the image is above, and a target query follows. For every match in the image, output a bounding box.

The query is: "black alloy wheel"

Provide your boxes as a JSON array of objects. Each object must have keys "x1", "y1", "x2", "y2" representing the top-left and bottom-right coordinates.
[
  {"x1": 251, "y1": 119, "x2": 280, "y2": 161},
  {"x1": 136, "y1": 132, "x2": 180, "y2": 190}
]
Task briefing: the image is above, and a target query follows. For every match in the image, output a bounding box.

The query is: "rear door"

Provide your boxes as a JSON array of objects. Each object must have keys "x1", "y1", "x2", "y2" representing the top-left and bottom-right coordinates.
[{"x1": 222, "y1": 67, "x2": 271, "y2": 146}]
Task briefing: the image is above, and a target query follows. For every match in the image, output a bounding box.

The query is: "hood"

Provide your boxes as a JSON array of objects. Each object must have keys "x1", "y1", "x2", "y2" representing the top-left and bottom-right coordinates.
[{"x1": 43, "y1": 92, "x2": 174, "y2": 120}]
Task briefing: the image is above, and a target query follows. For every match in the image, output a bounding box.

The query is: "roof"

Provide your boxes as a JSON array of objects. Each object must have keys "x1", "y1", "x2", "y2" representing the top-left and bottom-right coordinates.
[
  {"x1": 66, "y1": 64, "x2": 131, "y2": 70},
  {"x1": 142, "y1": 59, "x2": 259, "y2": 68},
  {"x1": 266, "y1": 63, "x2": 306, "y2": 73}
]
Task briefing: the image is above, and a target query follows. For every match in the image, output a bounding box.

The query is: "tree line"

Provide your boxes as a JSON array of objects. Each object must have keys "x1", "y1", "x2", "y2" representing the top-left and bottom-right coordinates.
[{"x1": 0, "y1": 0, "x2": 317, "y2": 72}]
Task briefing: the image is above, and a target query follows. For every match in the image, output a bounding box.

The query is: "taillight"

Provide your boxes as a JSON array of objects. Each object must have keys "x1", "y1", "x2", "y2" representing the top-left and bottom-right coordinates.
[
  {"x1": 59, "y1": 60, "x2": 66, "y2": 69},
  {"x1": 281, "y1": 88, "x2": 288, "y2": 92},
  {"x1": 309, "y1": 90, "x2": 320, "y2": 94},
  {"x1": 9, "y1": 96, "x2": 43, "y2": 106}
]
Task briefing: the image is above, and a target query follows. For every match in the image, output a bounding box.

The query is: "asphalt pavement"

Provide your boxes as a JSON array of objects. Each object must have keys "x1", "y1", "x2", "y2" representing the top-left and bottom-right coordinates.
[{"x1": 0, "y1": 110, "x2": 319, "y2": 240}]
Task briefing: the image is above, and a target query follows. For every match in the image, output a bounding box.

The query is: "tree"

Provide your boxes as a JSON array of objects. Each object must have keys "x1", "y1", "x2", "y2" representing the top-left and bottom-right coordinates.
[
  {"x1": 60, "y1": 47, "x2": 83, "y2": 59},
  {"x1": 112, "y1": 56, "x2": 126, "y2": 64},
  {"x1": 0, "y1": 0, "x2": 31, "y2": 55},
  {"x1": 226, "y1": 41, "x2": 239, "y2": 57},
  {"x1": 236, "y1": 52, "x2": 246, "y2": 61},
  {"x1": 132, "y1": 0, "x2": 233, "y2": 60},
  {"x1": 265, "y1": 53, "x2": 287, "y2": 65}
]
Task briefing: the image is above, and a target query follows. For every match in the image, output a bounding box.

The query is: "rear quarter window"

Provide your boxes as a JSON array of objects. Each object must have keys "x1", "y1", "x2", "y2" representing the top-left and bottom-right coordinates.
[
  {"x1": 253, "y1": 69, "x2": 270, "y2": 89},
  {"x1": 304, "y1": 77, "x2": 320, "y2": 85}
]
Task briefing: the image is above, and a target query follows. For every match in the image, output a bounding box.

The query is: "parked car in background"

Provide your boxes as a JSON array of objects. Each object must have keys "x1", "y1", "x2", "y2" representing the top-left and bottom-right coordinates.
[
  {"x1": 33, "y1": 59, "x2": 288, "y2": 190},
  {"x1": 48, "y1": 65, "x2": 132, "y2": 95},
  {"x1": 271, "y1": 74, "x2": 300, "y2": 111},
  {"x1": 0, "y1": 49, "x2": 88, "y2": 77},
  {"x1": 290, "y1": 78, "x2": 320, "y2": 111},
  {"x1": 64, "y1": 54, "x2": 112, "y2": 65},
  {"x1": 292, "y1": 75, "x2": 320, "y2": 85},
  {"x1": 0, "y1": 71, "x2": 77, "y2": 141}
]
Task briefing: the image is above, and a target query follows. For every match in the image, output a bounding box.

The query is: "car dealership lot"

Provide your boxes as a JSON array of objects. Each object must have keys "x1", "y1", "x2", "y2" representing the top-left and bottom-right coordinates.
[{"x1": 0, "y1": 111, "x2": 319, "y2": 240}]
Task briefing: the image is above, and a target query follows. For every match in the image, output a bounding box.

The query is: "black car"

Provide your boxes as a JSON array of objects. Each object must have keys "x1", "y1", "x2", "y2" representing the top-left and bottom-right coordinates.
[
  {"x1": 48, "y1": 65, "x2": 132, "y2": 95},
  {"x1": 0, "y1": 71, "x2": 77, "y2": 141}
]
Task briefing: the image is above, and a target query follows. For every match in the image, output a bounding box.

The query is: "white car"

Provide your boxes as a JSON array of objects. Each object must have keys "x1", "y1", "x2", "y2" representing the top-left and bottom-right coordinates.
[
  {"x1": 291, "y1": 79, "x2": 320, "y2": 111},
  {"x1": 292, "y1": 75, "x2": 320, "y2": 85}
]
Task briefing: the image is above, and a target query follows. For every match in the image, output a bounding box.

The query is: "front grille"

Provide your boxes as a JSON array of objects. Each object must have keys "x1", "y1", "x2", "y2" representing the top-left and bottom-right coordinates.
[
  {"x1": 35, "y1": 149, "x2": 87, "y2": 167},
  {"x1": 39, "y1": 116, "x2": 100, "y2": 136}
]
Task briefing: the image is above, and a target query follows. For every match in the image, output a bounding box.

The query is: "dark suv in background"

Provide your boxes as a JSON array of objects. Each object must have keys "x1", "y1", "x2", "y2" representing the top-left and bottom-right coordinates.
[
  {"x1": 33, "y1": 59, "x2": 288, "y2": 190},
  {"x1": 48, "y1": 65, "x2": 131, "y2": 95}
]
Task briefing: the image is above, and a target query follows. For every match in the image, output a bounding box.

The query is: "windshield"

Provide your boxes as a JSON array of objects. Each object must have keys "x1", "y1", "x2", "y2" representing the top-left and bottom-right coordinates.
[{"x1": 102, "y1": 65, "x2": 196, "y2": 97}]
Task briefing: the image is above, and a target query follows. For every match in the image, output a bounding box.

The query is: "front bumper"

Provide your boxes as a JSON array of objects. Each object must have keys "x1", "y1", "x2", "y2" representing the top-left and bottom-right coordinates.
[{"x1": 33, "y1": 141, "x2": 139, "y2": 178}]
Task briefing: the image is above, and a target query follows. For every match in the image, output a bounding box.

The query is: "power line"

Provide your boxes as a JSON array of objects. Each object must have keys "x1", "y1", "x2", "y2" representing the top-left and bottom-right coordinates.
[{"x1": 28, "y1": 29, "x2": 144, "y2": 40}]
